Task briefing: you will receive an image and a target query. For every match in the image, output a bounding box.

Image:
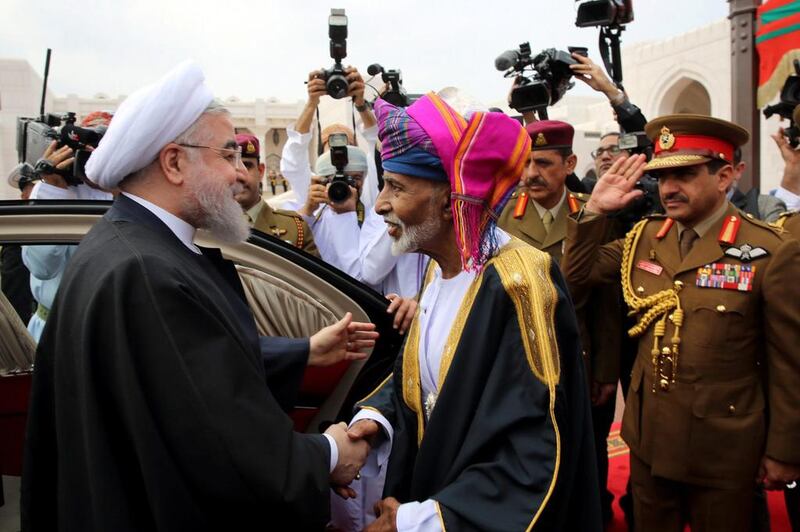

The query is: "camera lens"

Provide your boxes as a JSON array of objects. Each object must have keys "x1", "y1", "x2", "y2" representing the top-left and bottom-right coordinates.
[
  {"x1": 328, "y1": 179, "x2": 352, "y2": 203},
  {"x1": 326, "y1": 75, "x2": 349, "y2": 99}
]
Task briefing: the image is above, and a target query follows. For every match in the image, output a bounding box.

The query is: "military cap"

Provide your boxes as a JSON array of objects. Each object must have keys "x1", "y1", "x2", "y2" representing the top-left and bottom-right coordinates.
[
  {"x1": 644, "y1": 114, "x2": 749, "y2": 171},
  {"x1": 235, "y1": 133, "x2": 260, "y2": 160},
  {"x1": 525, "y1": 120, "x2": 574, "y2": 151}
]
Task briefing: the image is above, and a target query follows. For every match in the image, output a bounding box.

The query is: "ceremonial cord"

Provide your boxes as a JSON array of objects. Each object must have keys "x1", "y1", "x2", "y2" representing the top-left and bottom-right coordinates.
[{"x1": 620, "y1": 219, "x2": 685, "y2": 392}]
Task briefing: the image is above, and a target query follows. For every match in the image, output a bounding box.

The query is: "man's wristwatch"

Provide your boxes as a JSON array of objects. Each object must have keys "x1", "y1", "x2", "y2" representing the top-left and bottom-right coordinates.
[{"x1": 354, "y1": 100, "x2": 370, "y2": 112}]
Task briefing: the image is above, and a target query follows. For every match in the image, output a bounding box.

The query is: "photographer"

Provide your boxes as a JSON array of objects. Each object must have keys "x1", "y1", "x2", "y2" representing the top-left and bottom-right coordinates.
[
  {"x1": 280, "y1": 66, "x2": 380, "y2": 210},
  {"x1": 22, "y1": 112, "x2": 113, "y2": 341},
  {"x1": 771, "y1": 111, "x2": 800, "y2": 210},
  {"x1": 295, "y1": 145, "x2": 368, "y2": 277}
]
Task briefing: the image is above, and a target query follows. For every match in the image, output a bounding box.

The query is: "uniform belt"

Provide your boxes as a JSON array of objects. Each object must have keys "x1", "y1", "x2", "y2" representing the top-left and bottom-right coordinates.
[{"x1": 36, "y1": 303, "x2": 50, "y2": 321}]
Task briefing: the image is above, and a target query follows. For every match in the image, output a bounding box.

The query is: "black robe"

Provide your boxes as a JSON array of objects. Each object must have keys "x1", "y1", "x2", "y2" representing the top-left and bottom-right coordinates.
[
  {"x1": 359, "y1": 240, "x2": 601, "y2": 531},
  {"x1": 22, "y1": 194, "x2": 331, "y2": 531}
]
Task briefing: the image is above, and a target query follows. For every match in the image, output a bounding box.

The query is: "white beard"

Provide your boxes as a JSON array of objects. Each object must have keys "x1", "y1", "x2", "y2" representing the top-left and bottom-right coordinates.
[
  {"x1": 386, "y1": 214, "x2": 441, "y2": 256},
  {"x1": 183, "y1": 168, "x2": 250, "y2": 244}
]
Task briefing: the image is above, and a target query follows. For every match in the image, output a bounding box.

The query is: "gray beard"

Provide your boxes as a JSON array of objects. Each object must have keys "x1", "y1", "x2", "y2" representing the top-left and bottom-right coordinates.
[
  {"x1": 182, "y1": 169, "x2": 251, "y2": 244},
  {"x1": 388, "y1": 214, "x2": 441, "y2": 256}
]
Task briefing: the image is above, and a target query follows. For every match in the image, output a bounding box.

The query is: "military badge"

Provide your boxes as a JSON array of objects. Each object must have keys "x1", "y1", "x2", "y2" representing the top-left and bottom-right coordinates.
[
  {"x1": 724, "y1": 244, "x2": 768, "y2": 263},
  {"x1": 535, "y1": 133, "x2": 548, "y2": 147},
  {"x1": 696, "y1": 262, "x2": 755, "y2": 292},
  {"x1": 270, "y1": 227, "x2": 287, "y2": 237},
  {"x1": 658, "y1": 126, "x2": 676, "y2": 151},
  {"x1": 636, "y1": 260, "x2": 663, "y2": 276},
  {"x1": 246, "y1": 141, "x2": 256, "y2": 154}
]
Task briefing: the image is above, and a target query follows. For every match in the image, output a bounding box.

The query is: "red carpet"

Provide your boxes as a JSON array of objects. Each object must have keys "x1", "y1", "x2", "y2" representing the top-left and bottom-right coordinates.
[{"x1": 606, "y1": 422, "x2": 792, "y2": 531}]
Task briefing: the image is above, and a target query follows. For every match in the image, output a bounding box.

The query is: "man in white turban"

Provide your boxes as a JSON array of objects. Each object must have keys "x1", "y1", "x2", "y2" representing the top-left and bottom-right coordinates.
[{"x1": 21, "y1": 61, "x2": 378, "y2": 531}]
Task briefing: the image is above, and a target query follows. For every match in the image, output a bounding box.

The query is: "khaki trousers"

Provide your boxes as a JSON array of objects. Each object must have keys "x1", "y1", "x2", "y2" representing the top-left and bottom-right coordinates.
[{"x1": 629, "y1": 452, "x2": 754, "y2": 532}]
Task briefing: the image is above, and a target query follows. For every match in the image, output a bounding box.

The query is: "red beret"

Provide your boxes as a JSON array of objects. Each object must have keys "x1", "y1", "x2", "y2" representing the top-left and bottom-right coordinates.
[
  {"x1": 525, "y1": 120, "x2": 574, "y2": 151},
  {"x1": 235, "y1": 133, "x2": 260, "y2": 159}
]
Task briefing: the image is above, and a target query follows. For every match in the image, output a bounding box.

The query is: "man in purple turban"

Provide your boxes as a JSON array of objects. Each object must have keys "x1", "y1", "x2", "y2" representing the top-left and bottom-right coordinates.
[{"x1": 337, "y1": 94, "x2": 601, "y2": 532}]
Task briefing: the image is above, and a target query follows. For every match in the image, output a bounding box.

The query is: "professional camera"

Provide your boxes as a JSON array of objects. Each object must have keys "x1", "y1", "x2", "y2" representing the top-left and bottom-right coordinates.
[
  {"x1": 763, "y1": 59, "x2": 800, "y2": 147},
  {"x1": 322, "y1": 8, "x2": 349, "y2": 100},
  {"x1": 618, "y1": 131, "x2": 652, "y2": 158},
  {"x1": 326, "y1": 133, "x2": 357, "y2": 204},
  {"x1": 575, "y1": 0, "x2": 634, "y2": 28},
  {"x1": 495, "y1": 43, "x2": 583, "y2": 115},
  {"x1": 16, "y1": 112, "x2": 106, "y2": 186},
  {"x1": 367, "y1": 63, "x2": 420, "y2": 107}
]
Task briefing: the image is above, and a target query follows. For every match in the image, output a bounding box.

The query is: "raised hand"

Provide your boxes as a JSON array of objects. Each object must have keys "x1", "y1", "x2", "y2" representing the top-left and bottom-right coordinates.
[
  {"x1": 308, "y1": 312, "x2": 379, "y2": 367},
  {"x1": 585, "y1": 153, "x2": 648, "y2": 215},
  {"x1": 298, "y1": 175, "x2": 329, "y2": 216},
  {"x1": 38, "y1": 141, "x2": 75, "y2": 189},
  {"x1": 385, "y1": 293, "x2": 417, "y2": 335},
  {"x1": 772, "y1": 128, "x2": 800, "y2": 195},
  {"x1": 306, "y1": 70, "x2": 327, "y2": 106}
]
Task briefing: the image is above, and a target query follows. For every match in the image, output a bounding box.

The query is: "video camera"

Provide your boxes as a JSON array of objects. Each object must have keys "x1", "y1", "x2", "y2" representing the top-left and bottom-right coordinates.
[
  {"x1": 367, "y1": 63, "x2": 419, "y2": 108},
  {"x1": 575, "y1": 0, "x2": 633, "y2": 28},
  {"x1": 326, "y1": 133, "x2": 357, "y2": 204},
  {"x1": 574, "y1": 1, "x2": 634, "y2": 86},
  {"x1": 763, "y1": 59, "x2": 800, "y2": 148},
  {"x1": 15, "y1": 49, "x2": 106, "y2": 187},
  {"x1": 495, "y1": 43, "x2": 585, "y2": 117},
  {"x1": 17, "y1": 112, "x2": 106, "y2": 187},
  {"x1": 322, "y1": 8, "x2": 349, "y2": 100}
]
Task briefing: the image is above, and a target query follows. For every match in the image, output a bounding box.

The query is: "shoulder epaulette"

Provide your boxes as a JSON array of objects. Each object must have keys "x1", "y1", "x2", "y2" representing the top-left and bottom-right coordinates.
[
  {"x1": 273, "y1": 208, "x2": 303, "y2": 219},
  {"x1": 771, "y1": 210, "x2": 800, "y2": 230}
]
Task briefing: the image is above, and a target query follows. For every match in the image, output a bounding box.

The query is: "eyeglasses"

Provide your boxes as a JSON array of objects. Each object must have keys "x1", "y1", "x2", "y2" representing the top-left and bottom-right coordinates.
[
  {"x1": 591, "y1": 146, "x2": 623, "y2": 159},
  {"x1": 178, "y1": 143, "x2": 242, "y2": 168}
]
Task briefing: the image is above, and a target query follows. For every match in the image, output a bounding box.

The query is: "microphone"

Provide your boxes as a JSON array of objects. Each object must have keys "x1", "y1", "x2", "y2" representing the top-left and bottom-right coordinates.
[{"x1": 494, "y1": 50, "x2": 519, "y2": 71}]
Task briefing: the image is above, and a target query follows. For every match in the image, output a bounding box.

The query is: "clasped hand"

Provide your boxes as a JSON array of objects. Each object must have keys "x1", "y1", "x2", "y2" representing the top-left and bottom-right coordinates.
[{"x1": 325, "y1": 419, "x2": 382, "y2": 499}]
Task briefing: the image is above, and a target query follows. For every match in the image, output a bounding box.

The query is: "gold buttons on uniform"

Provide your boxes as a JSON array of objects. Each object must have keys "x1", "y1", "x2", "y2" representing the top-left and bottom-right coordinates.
[
  {"x1": 636, "y1": 286, "x2": 645, "y2": 294},
  {"x1": 729, "y1": 404, "x2": 736, "y2": 414},
  {"x1": 716, "y1": 305, "x2": 727, "y2": 313},
  {"x1": 674, "y1": 280, "x2": 684, "y2": 289}
]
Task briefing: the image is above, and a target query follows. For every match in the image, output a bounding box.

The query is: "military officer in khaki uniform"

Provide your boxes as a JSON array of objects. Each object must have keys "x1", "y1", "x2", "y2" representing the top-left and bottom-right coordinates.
[
  {"x1": 498, "y1": 120, "x2": 622, "y2": 523},
  {"x1": 498, "y1": 120, "x2": 586, "y2": 262},
  {"x1": 234, "y1": 134, "x2": 319, "y2": 257},
  {"x1": 562, "y1": 115, "x2": 800, "y2": 531}
]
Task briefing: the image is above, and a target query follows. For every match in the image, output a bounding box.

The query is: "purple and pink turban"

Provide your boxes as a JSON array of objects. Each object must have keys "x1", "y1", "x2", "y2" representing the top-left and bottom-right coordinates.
[{"x1": 375, "y1": 94, "x2": 531, "y2": 271}]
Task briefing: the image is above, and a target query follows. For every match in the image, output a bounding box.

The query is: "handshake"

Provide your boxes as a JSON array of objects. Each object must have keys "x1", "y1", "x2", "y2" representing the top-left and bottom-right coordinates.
[{"x1": 324, "y1": 418, "x2": 383, "y2": 498}]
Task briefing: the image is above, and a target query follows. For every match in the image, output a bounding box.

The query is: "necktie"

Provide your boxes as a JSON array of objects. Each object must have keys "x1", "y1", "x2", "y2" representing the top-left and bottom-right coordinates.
[
  {"x1": 679, "y1": 229, "x2": 699, "y2": 260},
  {"x1": 542, "y1": 210, "x2": 554, "y2": 233}
]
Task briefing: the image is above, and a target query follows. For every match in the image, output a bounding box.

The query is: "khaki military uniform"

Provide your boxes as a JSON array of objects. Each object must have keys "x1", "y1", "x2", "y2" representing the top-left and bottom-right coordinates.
[
  {"x1": 563, "y1": 203, "x2": 800, "y2": 531},
  {"x1": 498, "y1": 189, "x2": 586, "y2": 262},
  {"x1": 250, "y1": 200, "x2": 319, "y2": 258}
]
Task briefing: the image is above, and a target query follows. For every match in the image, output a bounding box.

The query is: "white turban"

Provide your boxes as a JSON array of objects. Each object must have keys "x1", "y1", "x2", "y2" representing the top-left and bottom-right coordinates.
[
  {"x1": 85, "y1": 60, "x2": 214, "y2": 189},
  {"x1": 314, "y1": 146, "x2": 369, "y2": 177}
]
